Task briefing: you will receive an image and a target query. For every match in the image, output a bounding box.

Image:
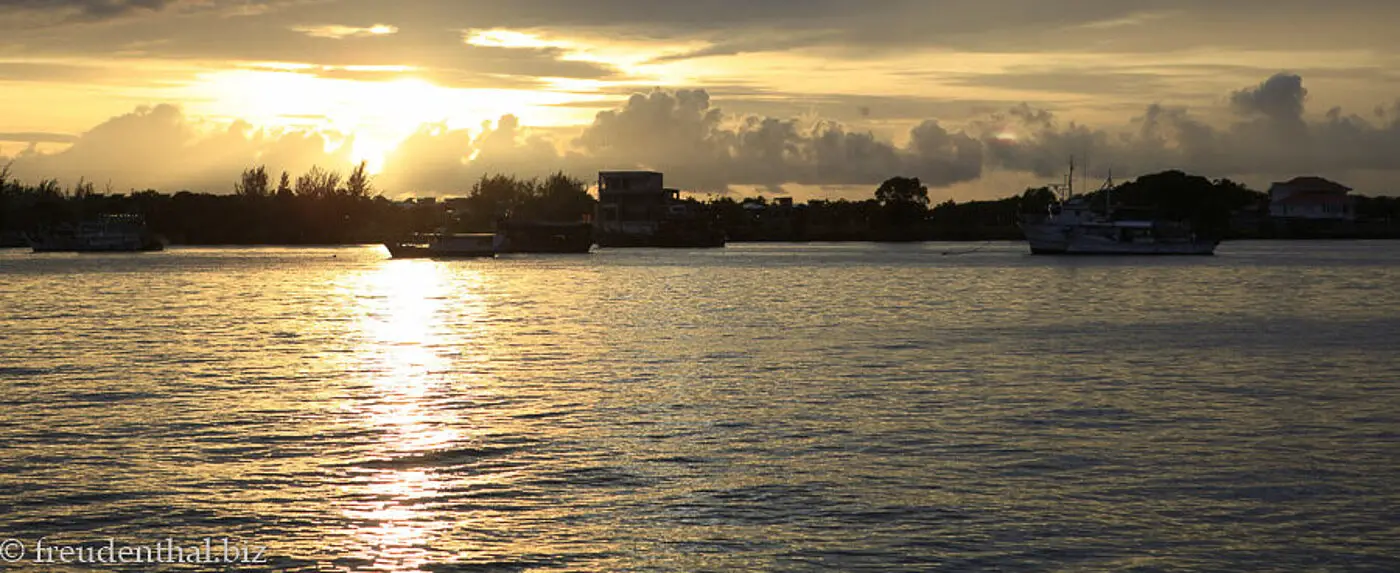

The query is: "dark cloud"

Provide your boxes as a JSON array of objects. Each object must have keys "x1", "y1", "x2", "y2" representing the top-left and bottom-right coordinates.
[
  {"x1": 568, "y1": 89, "x2": 982, "y2": 190},
  {"x1": 3, "y1": 20, "x2": 621, "y2": 86},
  {"x1": 977, "y1": 76, "x2": 1400, "y2": 189},
  {"x1": 328, "y1": 0, "x2": 1400, "y2": 55},
  {"x1": 1231, "y1": 73, "x2": 1307, "y2": 123},
  {"x1": 0, "y1": 0, "x2": 295, "y2": 23},
  {"x1": 0, "y1": 0, "x2": 173, "y2": 20},
  {"x1": 8, "y1": 0, "x2": 1400, "y2": 62},
  {"x1": 940, "y1": 68, "x2": 1179, "y2": 98}
]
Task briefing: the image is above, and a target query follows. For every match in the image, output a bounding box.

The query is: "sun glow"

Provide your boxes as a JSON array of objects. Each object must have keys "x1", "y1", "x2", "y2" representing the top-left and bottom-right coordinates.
[
  {"x1": 181, "y1": 69, "x2": 598, "y2": 173},
  {"x1": 465, "y1": 29, "x2": 568, "y2": 50},
  {"x1": 292, "y1": 23, "x2": 400, "y2": 39},
  {"x1": 337, "y1": 260, "x2": 463, "y2": 572}
]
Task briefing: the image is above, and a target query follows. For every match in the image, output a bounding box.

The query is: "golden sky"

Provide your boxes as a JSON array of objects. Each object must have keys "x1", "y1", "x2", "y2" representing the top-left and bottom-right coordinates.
[{"x1": 3, "y1": 0, "x2": 1400, "y2": 199}]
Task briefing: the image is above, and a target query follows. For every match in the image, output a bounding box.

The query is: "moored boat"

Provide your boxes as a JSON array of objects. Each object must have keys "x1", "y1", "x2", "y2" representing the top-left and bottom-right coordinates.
[
  {"x1": 384, "y1": 233, "x2": 497, "y2": 258},
  {"x1": 1018, "y1": 161, "x2": 1219, "y2": 255},
  {"x1": 27, "y1": 214, "x2": 166, "y2": 253},
  {"x1": 494, "y1": 220, "x2": 593, "y2": 254}
]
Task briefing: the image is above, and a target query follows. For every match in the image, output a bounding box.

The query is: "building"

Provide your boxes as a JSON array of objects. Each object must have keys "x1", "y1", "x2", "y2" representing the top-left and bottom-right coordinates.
[
  {"x1": 596, "y1": 171, "x2": 674, "y2": 237},
  {"x1": 594, "y1": 171, "x2": 724, "y2": 247},
  {"x1": 1268, "y1": 176, "x2": 1355, "y2": 221}
]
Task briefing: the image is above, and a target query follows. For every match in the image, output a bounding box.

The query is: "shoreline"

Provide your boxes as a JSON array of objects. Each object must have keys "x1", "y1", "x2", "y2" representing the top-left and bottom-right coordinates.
[{"x1": 9, "y1": 237, "x2": 1400, "y2": 250}]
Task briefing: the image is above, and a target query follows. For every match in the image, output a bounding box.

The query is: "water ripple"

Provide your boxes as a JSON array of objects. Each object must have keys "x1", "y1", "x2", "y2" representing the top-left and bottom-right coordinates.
[{"x1": 1, "y1": 243, "x2": 1399, "y2": 571}]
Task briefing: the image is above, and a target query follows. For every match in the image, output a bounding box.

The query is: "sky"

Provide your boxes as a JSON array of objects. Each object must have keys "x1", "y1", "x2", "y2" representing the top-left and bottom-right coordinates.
[{"x1": 3, "y1": 0, "x2": 1400, "y2": 200}]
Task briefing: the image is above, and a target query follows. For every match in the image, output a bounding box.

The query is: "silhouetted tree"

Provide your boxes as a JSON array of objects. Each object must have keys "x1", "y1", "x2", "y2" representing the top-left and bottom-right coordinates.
[
  {"x1": 275, "y1": 171, "x2": 293, "y2": 198},
  {"x1": 73, "y1": 177, "x2": 95, "y2": 199},
  {"x1": 1090, "y1": 171, "x2": 1266, "y2": 238},
  {"x1": 4, "y1": 166, "x2": 1394, "y2": 244},
  {"x1": 296, "y1": 166, "x2": 341, "y2": 199},
  {"x1": 1018, "y1": 187, "x2": 1057, "y2": 213},
  {"x1": 345, "y1": 161, "x2": 372, "y2": 198},
  {"x1": 875, "y1": 176, "x2": 929, "y2": 207},
  {"x1": 459, "y1": 174, "x2": 525, "y2": 229},
  {"x1": 527, "y1": 172, "x2": 594, "y2": 221},
  {"x1": 875, "y1": 176, "x2": 930, "y2": 235},
  {"x1": 235, "y1": 165, "x2": 270, "y2": 198}
]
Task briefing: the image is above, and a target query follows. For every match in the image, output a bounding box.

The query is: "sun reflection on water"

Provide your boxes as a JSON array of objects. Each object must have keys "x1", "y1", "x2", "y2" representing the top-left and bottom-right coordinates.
[{"x1": 337, "y1": 260, "x2": 491, "y2": 571}]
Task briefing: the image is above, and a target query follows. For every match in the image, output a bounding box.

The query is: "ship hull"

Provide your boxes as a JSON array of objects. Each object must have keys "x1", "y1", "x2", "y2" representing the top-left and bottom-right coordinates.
[
  {"x1": 1021, "y1": 222, "x2": 1218, "y2": 255},
  {"x1": 27, "y1": 232, "x2": 166, "y2": 253},
  {"x1": 384, "y1": 244, "x2": 494, "y2": 259},
  {"x1": 384, "y1": 233, "x2": 496, "y2": 259},
  {"x1": 1028, "y1": 244, "x2": 1218, "y2": 255},
  {"x1": 495, "y1": 221, "x2": 594, "y2": 254}
]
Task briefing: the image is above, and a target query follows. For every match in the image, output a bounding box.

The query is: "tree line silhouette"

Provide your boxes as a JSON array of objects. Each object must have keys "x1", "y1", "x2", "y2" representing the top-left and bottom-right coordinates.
[
  {"x1": 4, "y1": 162, "x2": 1400, "y2": 246},
  {"x1": 712, "y1": 172, "x2": 1400, "y2": 241},
  {"x1": 0, "y1": 163, "x2": 597, "y2": 245}
]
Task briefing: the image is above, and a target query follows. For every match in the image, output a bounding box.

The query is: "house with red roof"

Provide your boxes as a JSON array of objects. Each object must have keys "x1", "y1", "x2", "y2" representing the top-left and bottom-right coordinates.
[{"x1": 1268, "y1": 177, "x2": 1355, "y2": 221}]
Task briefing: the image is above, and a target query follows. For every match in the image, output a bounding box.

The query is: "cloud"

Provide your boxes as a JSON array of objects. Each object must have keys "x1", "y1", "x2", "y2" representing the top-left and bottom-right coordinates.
[
  {"x1": 941, "y1": 68, "x2": 1180, "y2": 98},
  {"x1": 0, "y1": 0, "x2": 175, "y2": 21},
  {"x1": 0, "y1": 0, "x2": 300, "y2": 23},
  {"x1": 567, "y1": 89, "x2": 984, "y2": 190},
  {"x1": 2, "y1": 104, "x2": 352, "y2": 191},
  {"x1": 0, "y1": 61, "x2": 108, "y2": 83},
  {"x1": 376, "y1": 115, "x2": 567, "y2": 195},
  {"x1": 1230, "y1": 73, "x2": 1308, "y2": 123},
  {"x1": 7, "y1": 74, "x2": 1400, "y2": 197},
  {"x1": 291, "y1": 24, "x2": 398, "y2": 39},
  {"x1": 12, "y1": 0, "x2": 1399, "y2": 65},
  {"x1": 977, "y1": 75, "x2": 1400, "y2": 187},
  {"x1": 464, "y1": 29, "x2": 569, "y2": 50},
  {"x1": 0, "y1": 132, "x2": 79, "y2": 143},
  {"x1": 330, "y1": 0, "x2": 1400, "y2": 56},
  {"x1": 2, "y1": 22, "x2": 623, "y2": 88}
]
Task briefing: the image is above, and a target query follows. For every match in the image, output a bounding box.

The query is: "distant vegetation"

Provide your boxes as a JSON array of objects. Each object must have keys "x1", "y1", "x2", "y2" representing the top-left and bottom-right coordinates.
[
  {"x1": 0, "y1": 163, "x2": 594, "y2": 245},
  {"x1": 3, "y1": 162, "x2": 1400, "y2": 246},
  {"x1": 713, "y1": 171, "x2": 1400, "y2": 241}
]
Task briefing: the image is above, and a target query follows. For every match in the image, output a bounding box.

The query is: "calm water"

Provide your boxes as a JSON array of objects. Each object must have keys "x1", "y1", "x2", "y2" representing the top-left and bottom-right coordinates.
[{"x1": 2, "y1": 242, "x2": 1399, "y2": 572}]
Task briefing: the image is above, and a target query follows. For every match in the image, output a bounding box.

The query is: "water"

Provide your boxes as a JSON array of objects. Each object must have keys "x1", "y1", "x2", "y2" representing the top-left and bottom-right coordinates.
[{"x1": 1, "y1": 242, "x2": 1398, "y2": 572}]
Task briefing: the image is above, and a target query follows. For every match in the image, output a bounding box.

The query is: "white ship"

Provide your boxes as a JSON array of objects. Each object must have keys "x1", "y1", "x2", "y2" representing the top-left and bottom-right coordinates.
[{"x1": 1018, "y1": 161, "x2": 1219, "y2": 256}]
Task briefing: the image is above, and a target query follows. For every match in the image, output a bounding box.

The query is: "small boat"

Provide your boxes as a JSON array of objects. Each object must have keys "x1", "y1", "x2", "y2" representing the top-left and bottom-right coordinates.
[
  {"x1": 28, "y1": 214, "x2": 166, "y2": 253},
  {"x1": 384, "y1": 233, "x2": 497, "y2": 258},
  {"x1": 1018, "y1": 161, "x2": 1219, "y2": 256}
]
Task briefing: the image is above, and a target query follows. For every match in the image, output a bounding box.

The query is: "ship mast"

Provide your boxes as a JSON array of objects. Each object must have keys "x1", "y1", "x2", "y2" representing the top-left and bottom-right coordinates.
[
  {"x1": 1106, "y1": 168, "x2": 1113, "y2": 219},
  {"x1": 1066, "y1": 155, "x2": 1075, "y2": 201}
]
